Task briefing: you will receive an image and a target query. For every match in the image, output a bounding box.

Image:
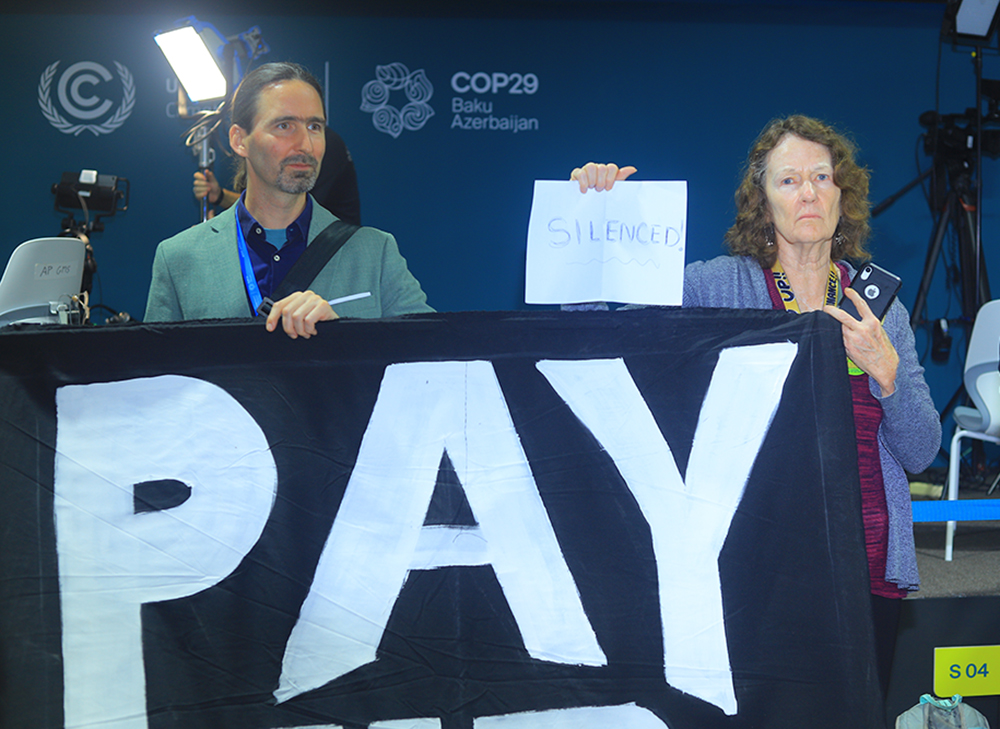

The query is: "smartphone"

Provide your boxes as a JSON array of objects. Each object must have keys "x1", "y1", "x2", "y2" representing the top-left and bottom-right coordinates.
[{"x1": 838, "y1": 263, "x2": 901, "y2": 321}]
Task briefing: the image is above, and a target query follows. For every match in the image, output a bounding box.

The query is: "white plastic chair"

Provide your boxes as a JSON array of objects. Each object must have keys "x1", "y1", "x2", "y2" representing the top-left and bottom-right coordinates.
[{"x1": 945, "y1": 299, "x2": 1000, "y2": 561}]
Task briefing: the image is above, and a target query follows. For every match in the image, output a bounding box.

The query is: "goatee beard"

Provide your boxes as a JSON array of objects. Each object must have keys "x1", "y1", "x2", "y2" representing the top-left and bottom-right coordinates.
[{"x1": 276, "y1": 154, "x2": 319, "y2": 194}]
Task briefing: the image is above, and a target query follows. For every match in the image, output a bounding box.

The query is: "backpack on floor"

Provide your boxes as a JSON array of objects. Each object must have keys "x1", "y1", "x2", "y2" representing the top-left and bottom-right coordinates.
[{"x1": 896, "y1": 694, "x2": 990, "y2": 729}]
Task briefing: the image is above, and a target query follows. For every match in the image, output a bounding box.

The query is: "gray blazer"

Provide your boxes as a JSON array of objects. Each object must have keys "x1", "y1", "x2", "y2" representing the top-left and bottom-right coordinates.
[{"x1": 144, "y1": 200, "x2": 433, "y2": 322}]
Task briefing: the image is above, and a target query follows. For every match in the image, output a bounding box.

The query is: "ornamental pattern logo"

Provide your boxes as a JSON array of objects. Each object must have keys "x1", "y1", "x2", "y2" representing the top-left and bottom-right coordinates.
[
  {"x1": 360, "y1": 63, "x2": 434, "y2": 138},
  {"x1": 38, "y1": 61, "x2": 136, "y2": 136}
]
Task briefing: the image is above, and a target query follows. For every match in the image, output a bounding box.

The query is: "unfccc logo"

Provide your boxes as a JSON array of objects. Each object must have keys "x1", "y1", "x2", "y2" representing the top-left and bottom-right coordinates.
[
  {"x1": 38, "y1": 61, "x2": 135, "y2": 136},
  {"x1": 360, "y1": 63, "x2": 434, "y2": 138}
]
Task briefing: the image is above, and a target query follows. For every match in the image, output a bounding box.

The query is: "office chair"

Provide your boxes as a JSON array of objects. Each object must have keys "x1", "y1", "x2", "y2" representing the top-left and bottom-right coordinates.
[
  {"x1": 0, "y1": 237, "x2": 87, "y2": 327},
  {"x1": 944, "y1": 299, "x2": 1000, "y2": 561}
]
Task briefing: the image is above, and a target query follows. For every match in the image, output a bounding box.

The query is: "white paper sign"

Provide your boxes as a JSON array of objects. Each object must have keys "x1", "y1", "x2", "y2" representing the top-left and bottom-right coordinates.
[{"x1": 524, "y1": 180, "x2": 687, "y2": 306}]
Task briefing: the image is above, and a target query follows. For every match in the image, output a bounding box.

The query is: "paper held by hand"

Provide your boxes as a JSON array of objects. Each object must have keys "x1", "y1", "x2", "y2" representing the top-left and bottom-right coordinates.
[{"x1": 524, "y1": 180, "x2": 687, "y2": 306}]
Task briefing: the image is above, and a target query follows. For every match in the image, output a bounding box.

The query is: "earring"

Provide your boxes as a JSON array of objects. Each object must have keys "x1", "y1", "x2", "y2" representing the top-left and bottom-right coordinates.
[
  {"x1": 765, "y1": 226, "x2": 775, "y2": 247},
  {"x1": 834, "y1": 232, "x2": 846, "y2": 250}
]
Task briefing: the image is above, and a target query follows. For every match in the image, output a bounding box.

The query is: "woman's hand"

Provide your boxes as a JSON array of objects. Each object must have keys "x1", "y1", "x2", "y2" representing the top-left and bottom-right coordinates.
[
  {"x1": 824, "y1": 287, "x2": 899, "y2": 395},
  {"x1": 570, "y1": 162, "x2": 637, "y2": 193}
]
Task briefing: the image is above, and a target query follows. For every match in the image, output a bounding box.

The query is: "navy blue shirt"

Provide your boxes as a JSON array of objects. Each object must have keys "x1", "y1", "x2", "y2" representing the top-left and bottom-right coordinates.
[{"x1": 235, "y1": 193, "x2": 313, "y2": 302}]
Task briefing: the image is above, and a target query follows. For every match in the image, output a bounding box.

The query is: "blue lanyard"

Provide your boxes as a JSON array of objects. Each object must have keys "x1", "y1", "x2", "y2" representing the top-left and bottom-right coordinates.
[{"x1": 235, "y1": 219, "x2": 263, "y2": 316}]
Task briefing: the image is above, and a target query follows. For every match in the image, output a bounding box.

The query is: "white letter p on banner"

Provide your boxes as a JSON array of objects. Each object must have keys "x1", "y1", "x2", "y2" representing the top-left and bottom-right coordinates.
[{"x1": 54, "y1": 375, "x2": 277, "y2": 729}]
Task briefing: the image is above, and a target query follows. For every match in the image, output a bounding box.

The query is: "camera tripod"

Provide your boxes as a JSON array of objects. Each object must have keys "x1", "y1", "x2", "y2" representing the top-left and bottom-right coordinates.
[{"x1": 909, "y1": 160, "x2": 992, "y2": 333}]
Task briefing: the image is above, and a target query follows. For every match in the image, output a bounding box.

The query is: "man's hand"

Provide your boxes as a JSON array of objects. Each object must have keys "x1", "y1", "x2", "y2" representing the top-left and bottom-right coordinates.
[
  {"x1": 570, "y1": 162, "x2": 638, "y2": 193},
  {"x1": 193, "y1": 169, "x2": 222, "y2": 204},
  {"x1": 265, "y1": 290, "x2": 339, "y2": 339}
]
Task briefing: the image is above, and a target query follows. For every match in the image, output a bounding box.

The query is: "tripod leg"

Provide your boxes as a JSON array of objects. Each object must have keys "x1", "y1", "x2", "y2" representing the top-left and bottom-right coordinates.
[
  {"x1": 911, "y1": 192, "x2": 955, "y2": 329},
  {"x1": 976, "y1": 235, "x2": 992, "y2": 307},
  {"x1": 988, "y1": 469, "x2": 1000, "y2": 496},
  {"x1": 958, "y1": 198, "x2": 981, "y2": 320},
  {"x1": 956, "y1": 193, "x2": 993, "y2": 315}
]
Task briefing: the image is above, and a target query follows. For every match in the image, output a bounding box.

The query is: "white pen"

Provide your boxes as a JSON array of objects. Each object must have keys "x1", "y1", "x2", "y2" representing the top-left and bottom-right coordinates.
[{"x1": 327, "y1": 291, "x2": 371, "y2": 306}]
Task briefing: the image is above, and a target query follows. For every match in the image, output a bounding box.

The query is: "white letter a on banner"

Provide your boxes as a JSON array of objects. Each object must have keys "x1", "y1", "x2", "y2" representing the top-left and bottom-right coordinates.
[{"x1": 275, "y1": 361, "x2": 605, "y2": 703}]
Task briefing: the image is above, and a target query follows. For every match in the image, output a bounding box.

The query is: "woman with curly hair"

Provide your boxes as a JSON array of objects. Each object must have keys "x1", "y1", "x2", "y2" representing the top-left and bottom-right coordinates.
[{"x1": 570, "y1": 115, "x2": 940, "y2": 697}]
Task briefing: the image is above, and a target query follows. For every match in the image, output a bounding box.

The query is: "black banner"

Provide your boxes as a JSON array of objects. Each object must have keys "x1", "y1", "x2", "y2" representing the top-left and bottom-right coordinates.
[{"x1": 0, "y1": 309, "x2": 882, "y2": 728}]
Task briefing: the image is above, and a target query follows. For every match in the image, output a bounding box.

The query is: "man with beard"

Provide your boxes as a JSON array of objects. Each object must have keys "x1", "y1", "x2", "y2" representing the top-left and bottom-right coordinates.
[
  {"x1": 145, "y1": 62, "x2": 431, "y2": 338},
  {"x1": 192, "y1": 126, "x2": 362, "y2": 227}
]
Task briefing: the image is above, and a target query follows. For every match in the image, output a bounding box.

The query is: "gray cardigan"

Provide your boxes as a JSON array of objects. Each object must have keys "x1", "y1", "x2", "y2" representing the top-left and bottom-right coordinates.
[
  {"x1": 566, "y1": 255, "x2": 939, "y2": 589},
  {"x1": 683, "y1": 255, "x2": 939, "y2": 591}
]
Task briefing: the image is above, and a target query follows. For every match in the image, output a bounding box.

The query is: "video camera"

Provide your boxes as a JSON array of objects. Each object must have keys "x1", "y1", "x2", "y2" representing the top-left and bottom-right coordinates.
[{"x1": 52, "y1": 170, "x2": 129, "y2": 238}]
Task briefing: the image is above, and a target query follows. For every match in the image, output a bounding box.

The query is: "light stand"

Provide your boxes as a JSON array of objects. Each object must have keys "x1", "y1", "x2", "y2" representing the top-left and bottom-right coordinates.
[
  {"x1": 188, "y1": 121, "x2": 217, "y2": 222},
  {"x1": 154, "y1": 18, "x2": 269, "y2": 221}
]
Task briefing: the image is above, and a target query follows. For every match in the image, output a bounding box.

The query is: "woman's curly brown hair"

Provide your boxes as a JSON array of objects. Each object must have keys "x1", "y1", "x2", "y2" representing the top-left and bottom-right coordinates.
[{"x1": 724, "y1": 115, "x2": 872, "y2": 269}]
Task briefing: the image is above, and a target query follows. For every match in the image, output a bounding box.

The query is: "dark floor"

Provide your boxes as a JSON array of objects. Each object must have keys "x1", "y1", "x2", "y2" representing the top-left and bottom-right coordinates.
[
  {"x1": 909, "y1": 467, "x2": 1000, "y2": 599},
  {"x1": 912, "y1": 520, "x2": 1000, "y2": 598}
]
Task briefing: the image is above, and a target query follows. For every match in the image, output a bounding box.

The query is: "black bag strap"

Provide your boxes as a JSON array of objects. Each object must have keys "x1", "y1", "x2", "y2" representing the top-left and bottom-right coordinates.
[{"x1": 256, "y1": 219, "x2": 360, "y2": 315}]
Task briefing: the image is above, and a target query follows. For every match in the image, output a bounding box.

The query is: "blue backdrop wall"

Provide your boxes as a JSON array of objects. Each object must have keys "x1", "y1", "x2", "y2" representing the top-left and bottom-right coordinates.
[{"x1": 2, "y1": 1, "x2": 997, "y2": 463}]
